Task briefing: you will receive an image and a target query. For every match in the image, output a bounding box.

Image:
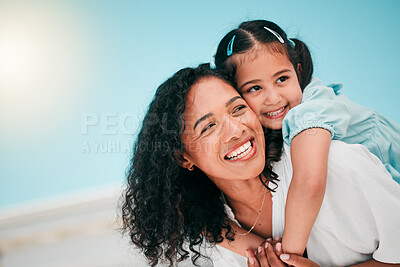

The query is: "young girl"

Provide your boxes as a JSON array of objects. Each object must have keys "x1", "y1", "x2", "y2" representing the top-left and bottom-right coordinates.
[{"x1": 214, "y1": 19, "x2": 400, "y2": 257}]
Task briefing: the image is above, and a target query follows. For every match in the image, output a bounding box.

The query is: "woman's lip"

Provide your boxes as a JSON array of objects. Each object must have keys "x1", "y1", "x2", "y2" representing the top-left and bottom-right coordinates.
[
  {"x1": 224, "y1": 139, "x2": 257, "y2": 162},
  {"x1": 263, "y1": 105, "x2": 288, "y2": 119}
]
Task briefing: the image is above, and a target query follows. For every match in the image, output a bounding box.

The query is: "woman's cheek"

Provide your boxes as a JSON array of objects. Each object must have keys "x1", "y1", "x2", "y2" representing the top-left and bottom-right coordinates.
[{"x1": 189, "y1": 138, "x2": 219, "y2": 157}]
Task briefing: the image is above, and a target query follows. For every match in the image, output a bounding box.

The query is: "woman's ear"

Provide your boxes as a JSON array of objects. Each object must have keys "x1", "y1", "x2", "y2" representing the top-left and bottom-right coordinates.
[{"x1": 176, "y1": 151, "x2": 195, "y2": 171}]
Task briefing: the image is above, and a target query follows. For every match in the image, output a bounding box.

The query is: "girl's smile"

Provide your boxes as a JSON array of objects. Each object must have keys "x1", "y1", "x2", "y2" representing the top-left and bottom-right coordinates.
[{"x1": 262, "y1": 105, "x2": 288, "y2": 119}]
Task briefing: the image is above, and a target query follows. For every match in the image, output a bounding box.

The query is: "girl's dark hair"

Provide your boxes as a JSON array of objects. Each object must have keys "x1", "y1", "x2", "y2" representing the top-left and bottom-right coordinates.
[
  {"x1": 122, "y1": 63, "x2": 279, "y2": 266},
  {"x1": 214, "y1": 19, "x2": 312, "y2": 174},
  {"x1": 214, "y1": 19, "x2": 313, "y2": 90}
]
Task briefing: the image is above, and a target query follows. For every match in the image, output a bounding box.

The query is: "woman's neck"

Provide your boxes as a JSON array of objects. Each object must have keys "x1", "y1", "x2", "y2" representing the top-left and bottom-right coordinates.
[{"x1": 216, "y1": 174, "x2": 267, "y2": 212}]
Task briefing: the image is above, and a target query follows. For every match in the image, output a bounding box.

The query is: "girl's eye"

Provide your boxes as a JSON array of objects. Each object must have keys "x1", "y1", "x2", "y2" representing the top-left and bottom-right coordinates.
[
  {"x1": 247, "y1": 85, "x2": 262, "y2": 93},
  {"x1": 233, "y1": 104, "x2": 247, "y2": 114},
  {"x1": 200, "y1": 123, "x2": 215, "y2": 135},
  {"x1": 277, "y1": 76, "x2": 288, "y2": 84}
]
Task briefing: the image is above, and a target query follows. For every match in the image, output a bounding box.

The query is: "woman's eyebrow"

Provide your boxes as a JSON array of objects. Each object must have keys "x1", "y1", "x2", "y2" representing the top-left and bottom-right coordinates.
[
  {"x1": 193, "y1": 96, "x2": 242, "y2": 130},
  {"x1": 193, "y1": 113, "x2": 213, "y2": 130},
  {"x1": 226, "y1": 96, "x2": 242, "y2": 107}
]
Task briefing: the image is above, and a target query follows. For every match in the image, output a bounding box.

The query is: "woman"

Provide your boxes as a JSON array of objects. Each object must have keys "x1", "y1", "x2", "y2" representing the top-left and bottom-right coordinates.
[{"x1": 122, "y1": 64, "x2": 400, "y2": 267}]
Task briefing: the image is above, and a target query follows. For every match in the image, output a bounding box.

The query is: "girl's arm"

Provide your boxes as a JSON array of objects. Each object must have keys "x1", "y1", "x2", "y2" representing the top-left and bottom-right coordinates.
[
  {"x1": 216, "y1": 221, "x2": 266, "y2": 257},
  {"x1": 282, "y1": 127, "x2": 331, "y2": 255}
]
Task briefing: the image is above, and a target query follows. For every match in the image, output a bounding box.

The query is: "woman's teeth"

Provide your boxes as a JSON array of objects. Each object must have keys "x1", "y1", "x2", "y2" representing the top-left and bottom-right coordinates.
[
  {"x1": 265, "y1": 106, "x2": 285, "y2": 117},
  {"x1": 226, "y1": 140, "x2": 252, "y2": 160}
]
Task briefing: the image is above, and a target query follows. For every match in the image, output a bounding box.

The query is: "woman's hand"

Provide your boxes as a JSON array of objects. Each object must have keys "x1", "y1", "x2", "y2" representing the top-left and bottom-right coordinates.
[
  {"x1": 246, "y1": 242, "x2": 285, "y2": 267},
  {"x1": 246, "y1": 237, "x2": 319, "y2": 267},
  {"x1": 279, "y1": 254, "x2": 320, "y2": 267}
]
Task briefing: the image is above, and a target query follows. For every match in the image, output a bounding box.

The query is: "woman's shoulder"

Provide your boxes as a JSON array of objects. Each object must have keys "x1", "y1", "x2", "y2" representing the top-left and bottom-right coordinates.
[
  {"x1": 311, "y1": 140, "x2": 400, "y2": 264},
  {"x1": 328, "y1": 141, "x2": 386, "y2": 170},
  {"x1": 324, "y1": 141, "x2": 398, "y2": 198}
]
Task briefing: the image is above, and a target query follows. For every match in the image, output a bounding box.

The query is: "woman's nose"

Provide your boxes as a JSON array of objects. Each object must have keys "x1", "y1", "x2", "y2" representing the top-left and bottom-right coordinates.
[{"x1": 222, "y1": 117, "x2": 246, "y2": 143}]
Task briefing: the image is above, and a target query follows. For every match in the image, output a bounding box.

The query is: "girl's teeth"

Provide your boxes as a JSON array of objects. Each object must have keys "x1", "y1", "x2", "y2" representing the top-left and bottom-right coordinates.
[{"x1": 266, "y1": 106, "x2": 285, "y2": 116}]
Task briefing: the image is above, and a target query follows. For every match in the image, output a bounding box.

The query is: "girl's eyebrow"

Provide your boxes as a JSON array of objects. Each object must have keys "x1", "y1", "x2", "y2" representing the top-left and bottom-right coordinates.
[
  {"x1": 239, "y1": 79, "x2": 262, "y2": 91},
  {"x1": 239, "y1": 69, "x2": 292, "y2": 90},
  {"x1": 273, "y1": 69, "x2": 291, "y2": 78}
]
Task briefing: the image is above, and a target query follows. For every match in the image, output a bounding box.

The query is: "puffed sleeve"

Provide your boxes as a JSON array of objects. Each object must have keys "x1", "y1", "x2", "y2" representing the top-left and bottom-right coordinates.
[{"x1": 282, "y1": 82, "x2": 351, "y2": 145}]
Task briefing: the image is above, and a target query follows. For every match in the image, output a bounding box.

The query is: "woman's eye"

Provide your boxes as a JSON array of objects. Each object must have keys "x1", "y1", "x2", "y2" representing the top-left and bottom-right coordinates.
[
  {"x1": 200, "y1": 123, "x2": 215, "y2": 135},
  {"x1": 277, "y1": 76, "x2": 288, "y2": 84},
  {"x1": 247, "y1": 85, "x2": 262, "y2": 92},
  {"x1": 233, "y1": 104, "x2": 247, "y2": 114}
]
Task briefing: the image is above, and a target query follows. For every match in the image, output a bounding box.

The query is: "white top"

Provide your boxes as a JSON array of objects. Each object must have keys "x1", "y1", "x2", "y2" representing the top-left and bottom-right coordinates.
[{"x1": 210, "y1": 141, "x2": 400, "y2": 266}]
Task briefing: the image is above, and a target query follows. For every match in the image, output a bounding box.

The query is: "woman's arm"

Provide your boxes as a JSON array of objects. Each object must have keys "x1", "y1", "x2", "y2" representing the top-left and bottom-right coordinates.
[{"x1": 282, "y1": 128, "x2": 331, "y2": 255}]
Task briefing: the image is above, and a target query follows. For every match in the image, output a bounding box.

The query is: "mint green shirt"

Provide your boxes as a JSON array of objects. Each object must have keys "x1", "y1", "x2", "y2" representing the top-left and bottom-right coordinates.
[{"x1": 282, "y1": 77, "x2": 400, "y2": 184}]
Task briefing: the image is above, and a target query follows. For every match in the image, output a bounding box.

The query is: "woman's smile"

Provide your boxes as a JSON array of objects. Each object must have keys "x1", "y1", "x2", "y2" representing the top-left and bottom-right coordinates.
[{"x1": 224, "y1": 138, "x2": 256, "y2": 162}]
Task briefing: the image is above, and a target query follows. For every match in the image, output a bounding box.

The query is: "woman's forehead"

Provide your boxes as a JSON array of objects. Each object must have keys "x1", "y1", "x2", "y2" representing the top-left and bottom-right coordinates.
[
  {"x1": 183, "y1": 77, "x2": 240, "y2": 121},
  {"x1": 186, "y1": 76, "x2": 239, "y2": 106}
]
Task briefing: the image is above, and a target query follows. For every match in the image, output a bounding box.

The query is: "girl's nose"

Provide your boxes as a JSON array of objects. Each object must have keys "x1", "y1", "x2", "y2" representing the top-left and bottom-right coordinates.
[{"x1": 263, "y1": 88, "x2": 282, "y2": 106}]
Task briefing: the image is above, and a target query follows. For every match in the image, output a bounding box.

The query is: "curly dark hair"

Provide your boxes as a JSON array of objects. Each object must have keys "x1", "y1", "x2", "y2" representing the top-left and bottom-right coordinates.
[{"x1": 122, "y1": 63, "x2": 281, "y2": 266}]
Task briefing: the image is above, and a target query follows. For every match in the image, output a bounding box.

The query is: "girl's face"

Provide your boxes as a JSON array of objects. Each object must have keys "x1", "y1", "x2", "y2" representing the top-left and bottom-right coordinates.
[
  {"x1": 181, "y1": 77, "x2": 265, "y2": 182},
  {"x1": 234, "y1": 47, "x2": 303, "y2": 130}
]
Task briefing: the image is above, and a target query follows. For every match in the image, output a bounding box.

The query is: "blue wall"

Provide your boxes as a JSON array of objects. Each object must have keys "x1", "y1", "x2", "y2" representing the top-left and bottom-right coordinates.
[{"x1": 1, "y1": 0, "x2": 399, "y2": 206}]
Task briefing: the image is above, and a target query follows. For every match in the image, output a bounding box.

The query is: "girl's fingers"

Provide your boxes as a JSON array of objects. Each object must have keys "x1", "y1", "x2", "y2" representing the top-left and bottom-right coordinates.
[
  {"x1": 280, "y1": 254, "x2": 320, "y2": 267},
  {"x1": 246, "y1": 249, "x2": 260, "y2": 267},
  {"x1": 274, "y1": 235, "x2": 282, "y2": 242},
  {"x1": 265, "y1": 242, "x2": 286, "y2": 267}
]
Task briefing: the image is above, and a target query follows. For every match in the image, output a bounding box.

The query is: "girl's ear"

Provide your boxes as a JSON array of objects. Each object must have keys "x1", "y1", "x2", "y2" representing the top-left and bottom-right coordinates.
[
  {"x1": 296, "y1": 63, "x2": 303, "y2": 81},
  {"x1": 176, "y1": 151, "x2": 195, "y2": 171}
]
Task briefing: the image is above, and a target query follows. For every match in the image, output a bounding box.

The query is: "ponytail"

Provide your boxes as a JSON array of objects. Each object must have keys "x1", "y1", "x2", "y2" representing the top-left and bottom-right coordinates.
[{"x1": 290, "y1": 38, "x2": 313, "y2": 90}]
